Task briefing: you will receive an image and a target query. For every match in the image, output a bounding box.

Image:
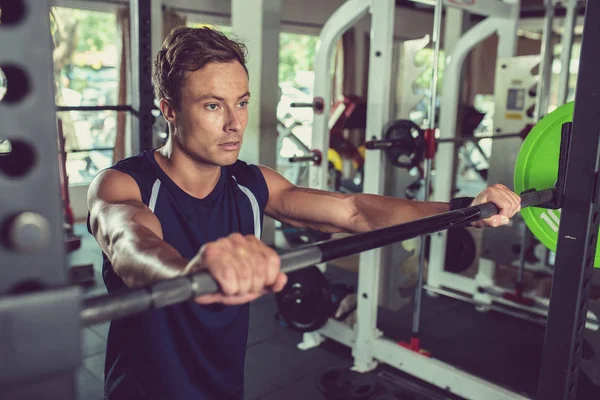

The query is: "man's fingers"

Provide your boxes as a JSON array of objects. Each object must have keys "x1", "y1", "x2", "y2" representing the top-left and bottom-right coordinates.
[
  {"x1": 219, "y1": 292, "x2": 264, "y2": 305},
  {"x1": 212, "y1": 264, "x2": 239, "y2": 296},
  {"x1": 270, "y1": 272, "x2": 288, "y2": 293},
  {"x1": 194, "y1": 293, "x2": 223, "y2": 305}
]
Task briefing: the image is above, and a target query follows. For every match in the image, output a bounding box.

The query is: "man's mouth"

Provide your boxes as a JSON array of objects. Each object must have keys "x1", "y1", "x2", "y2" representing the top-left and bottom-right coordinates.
[{"x1": 219, "y1": 141, "x2": 241, "y2": 150}]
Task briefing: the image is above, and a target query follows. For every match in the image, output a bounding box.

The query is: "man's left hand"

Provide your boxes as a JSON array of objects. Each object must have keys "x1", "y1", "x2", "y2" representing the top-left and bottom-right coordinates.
[{"x1": 470, "y1": 184, "x2": 521, "y2": 228}]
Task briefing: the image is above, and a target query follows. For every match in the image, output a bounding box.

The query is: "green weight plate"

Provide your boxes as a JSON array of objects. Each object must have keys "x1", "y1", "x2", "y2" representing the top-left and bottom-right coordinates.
[{"x1": 514, "y1": 101, "x2": 600, "y2": 268}]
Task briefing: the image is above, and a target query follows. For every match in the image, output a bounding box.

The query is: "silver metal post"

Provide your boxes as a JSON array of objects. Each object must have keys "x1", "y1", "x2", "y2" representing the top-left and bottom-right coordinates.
[
  {"x1": 517, "y1": 221, "x2": 527, "y2": 286},
  {"x1": 412, "y1": 0, "x2": 444, "y2": 337},
  {"x1": 557, "y1": 0, "x2": 578, "y2": 105},
  {"x1": 534, "y1": 0, "x2": 555, "y2": 119}
]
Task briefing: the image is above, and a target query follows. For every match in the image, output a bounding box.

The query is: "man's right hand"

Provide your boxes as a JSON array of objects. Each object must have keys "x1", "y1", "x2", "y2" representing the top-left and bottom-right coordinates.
[{"x1": 187, "y1": 233, "x2": 287, "y2": 305}]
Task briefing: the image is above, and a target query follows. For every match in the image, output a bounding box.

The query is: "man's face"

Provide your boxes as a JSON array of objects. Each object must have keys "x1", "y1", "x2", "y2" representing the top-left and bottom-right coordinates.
[{"x1": 170, "y1": 61, "x2": 249, "y2": 166}]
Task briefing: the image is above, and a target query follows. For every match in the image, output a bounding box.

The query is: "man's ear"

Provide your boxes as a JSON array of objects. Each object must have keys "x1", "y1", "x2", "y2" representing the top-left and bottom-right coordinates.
[{"x1": 159, "y1": 98, "x2": 177, "y2": 124}]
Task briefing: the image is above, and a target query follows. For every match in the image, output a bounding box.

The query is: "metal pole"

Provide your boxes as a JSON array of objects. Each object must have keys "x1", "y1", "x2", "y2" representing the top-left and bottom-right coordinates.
[
  {"x1": 557, "y1": 0, "x2": 578, "y2": 105},
  {"x1": 81, "y1": 190, "x2": 553, "y2": 327},
  {"x1": 517, "y1": 220, "x2": 528, "y2": 289},
  {"x1": 534, "y1": 0, "x2": 555, "y2": 120},
  {"x1": 537, "y1": 0, "x2": 600, "y2": 397},
  {"x1": 412, "y1": 0, "x2": 444, "y2": 339}
]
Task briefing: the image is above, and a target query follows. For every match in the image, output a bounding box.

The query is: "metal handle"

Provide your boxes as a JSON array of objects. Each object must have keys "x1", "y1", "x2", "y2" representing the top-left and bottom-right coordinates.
[
  {"x1": 80, "y1": 188, "x2": 556, "y2": 327},
  {"x1": 290, "y1": 102, "x2": 314, "y2": 108},
  {"x1": 288, "y1": 152, "x2": 321, "y2": 164},
  {"x1": 475, "y1": 188, "x2": 555, "y2": 219},
  {"x1": 365, "y1": 139, "x2": 404, "y2": 149}
]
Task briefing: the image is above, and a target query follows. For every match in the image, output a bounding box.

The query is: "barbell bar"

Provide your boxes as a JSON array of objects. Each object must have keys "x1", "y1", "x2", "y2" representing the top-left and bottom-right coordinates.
[
  {"x1": 365, "y1": 132, "x2": 524, "y2": 150},
  {"x1": 81, "y1": 188, "x2": 555, "y2": 327}
]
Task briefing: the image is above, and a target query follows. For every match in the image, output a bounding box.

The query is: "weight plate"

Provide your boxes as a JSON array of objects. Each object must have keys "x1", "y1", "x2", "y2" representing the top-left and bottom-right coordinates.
[
  {"x1": 275, "y1": 266, "x2": 332, "y2": 332},
  {"x1": 317, "y1": 369, "x2": 378, "y2": 400},
  {"x1": 514, "y1": 102, "x2": 600, "y2": 268},
  {"x1": 383, "y1": 119, "x2": 425, "y2": 169}
]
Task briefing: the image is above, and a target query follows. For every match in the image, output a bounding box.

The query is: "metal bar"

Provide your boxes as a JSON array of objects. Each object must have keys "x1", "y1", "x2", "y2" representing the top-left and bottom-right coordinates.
[
  {"x1": 423, "y1": 285, "x2": 547, "y2": 326},
  {"x1": 365, "y1": 133, "x2": 523, "y2": 149},
  {"x1": 516, "y1": 222, "x2": 528, "y2": 288},
  {"x1": 427, "y1": 17, "x2": 505, "y2": 292},
  {"x1": 56, "y1": 105, "x2": 134, "y2": 113},
  {"x1": 371, "y1": 335, "x2": 529, "y2": 400},
  {"x1": 353, "y1": 0, "x2": 395, "y2": 373},
  {"x1": 537, "y1": 0, "x2": 600, "y2": 397},
  {"x1": 0, "y1": 0, "x2": 76, "y2": 398},
  {"x1": 409, "y1": 0, "x2": 514, "y2": 19},
  {"x1": 66, "y1": 147, "x2": 113, "y2": 153},
  {"x1": 437, "y1": 132, "x2": 523, "y2": 143},
  {"x1": 412, "y1": 0, "x2": 443, "y2": 339},
  {"x1": 164, "y1": 5, "x2": 325, "y2": 30},
  {"x1": 308, "y1": 0, "x2": 370, "y2": 191},
  {"x1": 130, "y1": 0, "x2": 154, "y2": 152},
  {"x1": 81, "y1": 190, "x2": 553, "y2": 326},
  {"x1": 534, "y1": 0, "x2": 555, "y2": 120},
  {"x1": 557, "y1": 0, "x2": 578, "y2": 105},
  {"x1": 288, "y1": 154, "x2": 320, "y2": 164},
  {"x1": 284, "y1": 132, "x2": 311, "y2": 154},
  {"x1": 317, "y1": 314, "x2": 529, "y2": 400}
]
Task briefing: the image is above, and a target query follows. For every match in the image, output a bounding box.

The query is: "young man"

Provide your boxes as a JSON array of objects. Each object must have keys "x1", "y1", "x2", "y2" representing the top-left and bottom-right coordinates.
[{"x1": 87, "y1": 26, "x2": 521, "y2": 400}]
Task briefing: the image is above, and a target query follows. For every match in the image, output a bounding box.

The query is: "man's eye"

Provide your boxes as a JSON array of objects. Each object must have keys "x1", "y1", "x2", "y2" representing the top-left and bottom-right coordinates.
[
  {"x1": 206, "y1": 104, "x2": 219, "y2": 111},
  {"x1": 239, "y1": 101, "x2": 249, "y2": 108}
]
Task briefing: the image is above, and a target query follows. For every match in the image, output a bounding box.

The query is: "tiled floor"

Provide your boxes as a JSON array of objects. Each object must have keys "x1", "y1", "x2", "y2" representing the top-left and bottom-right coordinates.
[{"x1": 71, "y1": 224, "x2": 600, "y2": 400}]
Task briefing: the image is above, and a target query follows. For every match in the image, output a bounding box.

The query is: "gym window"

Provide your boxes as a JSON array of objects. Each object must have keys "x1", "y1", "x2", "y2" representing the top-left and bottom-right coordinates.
[{"x1": 51, "y1": 6, "x2": 120, "y2": 186}]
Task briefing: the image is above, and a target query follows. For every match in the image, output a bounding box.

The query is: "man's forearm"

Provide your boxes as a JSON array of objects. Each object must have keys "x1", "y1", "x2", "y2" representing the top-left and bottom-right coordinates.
[
  {"x1": 350, "y1": 194, "x2": 450, "y2": 233},
  {"x1": 107, "y1": 223, "x2": 188, "y2": 288}
]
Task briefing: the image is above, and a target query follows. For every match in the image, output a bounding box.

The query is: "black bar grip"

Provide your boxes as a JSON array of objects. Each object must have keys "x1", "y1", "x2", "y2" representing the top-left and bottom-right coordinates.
[
  {"x1": 472, "y1": 188, "x2": 555, "y2": 219},
  {"x1": 365, "y1": 139, "x2": 403, "y2": 149},
  {"x1": 475, "y1": 202, "x2": 500, "y2": 219},
  {"x1": 289, "y1": 154, "x2": 318, "y2": 163},
  {"x1": 290, "y1": 102, "x2": 314, "y2": 108},
  {"x1": 81, "y1": 272, "x2": 220, "y2": 327},
  {"x1": 289, "y1": 98, "x2": 324, "y2": 114},
  {"x1": 288, "y1": 150, "x2": 322, "y2": 165},
  {"x1": 521, "y1": 188, "x2": 555, "y2": 207}
]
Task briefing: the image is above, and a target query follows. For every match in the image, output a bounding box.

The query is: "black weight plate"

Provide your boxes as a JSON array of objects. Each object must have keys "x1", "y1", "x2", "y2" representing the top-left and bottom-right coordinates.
[
  {"x1": 383, "y1": 119, "x2": 425, "y2": 169},
  {"x1": 444, "y1": 227, "x2": 476, "y2": 273},
  {"x1": 317, "y1": 369, "x2": 378, "y2": 400},
  {"x1": 275, "y1": 266, "x2": 332, "y2": 332}
]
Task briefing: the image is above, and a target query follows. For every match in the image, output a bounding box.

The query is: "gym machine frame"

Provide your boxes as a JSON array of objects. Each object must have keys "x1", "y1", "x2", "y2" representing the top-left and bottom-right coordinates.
[
  {"x1": 301, "y1": 0, "x2": 555, "y2": 399},
  {"x1": 426, "y1": 0, "x2": 598, "y2": 348},
  {"x1": 0, "y1": 1, "x2": 152, "y2": 399}
]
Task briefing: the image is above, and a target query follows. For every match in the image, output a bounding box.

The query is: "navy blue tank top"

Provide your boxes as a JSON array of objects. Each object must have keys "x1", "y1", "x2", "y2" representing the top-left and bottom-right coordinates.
[{"x1": 96, "y1": 150, "x2": 269, "y2": 400}]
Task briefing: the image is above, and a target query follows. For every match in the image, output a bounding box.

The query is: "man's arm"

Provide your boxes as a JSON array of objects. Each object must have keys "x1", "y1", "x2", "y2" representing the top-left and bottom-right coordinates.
[
  {"x1": 87, "y1": 169, "x2": 187, "y2": 288},
  {"x1": 259, "y1": 166, "x2": 450, "y2": 234},
  {"x1": 88, "y1": 169, "x2": 286, "y2": 304}
]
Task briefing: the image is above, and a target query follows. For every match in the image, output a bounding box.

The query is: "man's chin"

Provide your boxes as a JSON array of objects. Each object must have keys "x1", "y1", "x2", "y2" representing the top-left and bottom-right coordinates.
[{"x1": 216, "y1": 153, "x2": 240, "y2": 166}]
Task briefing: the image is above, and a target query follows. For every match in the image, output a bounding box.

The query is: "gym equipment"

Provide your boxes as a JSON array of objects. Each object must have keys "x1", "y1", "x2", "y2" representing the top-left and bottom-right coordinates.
[
  {"x1": 369, "y1": 119, "x2": 425, "y2": 170},
  {"x1": 274, "y1": 266, "x2": 352, "y2": 332},
  {"x1": 366, "y1": 119, "x2": 525, "y2": 171},
  {"x1": 290, "y1": 97, "x2": 324, "y2": 114},
  {"x1": 316, "y1": 368, "x2": 378, "y2": 400},
  {"x1": 80, "y1": 188, "x2": 553, "y2": 326},
  {"x1": 403, "y1": 0, "x2": 443, "y2": 357},
  {"x1": 424, "y1": 227, "x2": 477, "y2": 274},
  {"x1": 514, "y1": 102, "x2": 600, "y2": 268},
  {"x1": 274, "y1": 266, "x2": 330, "y2": 332}
]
